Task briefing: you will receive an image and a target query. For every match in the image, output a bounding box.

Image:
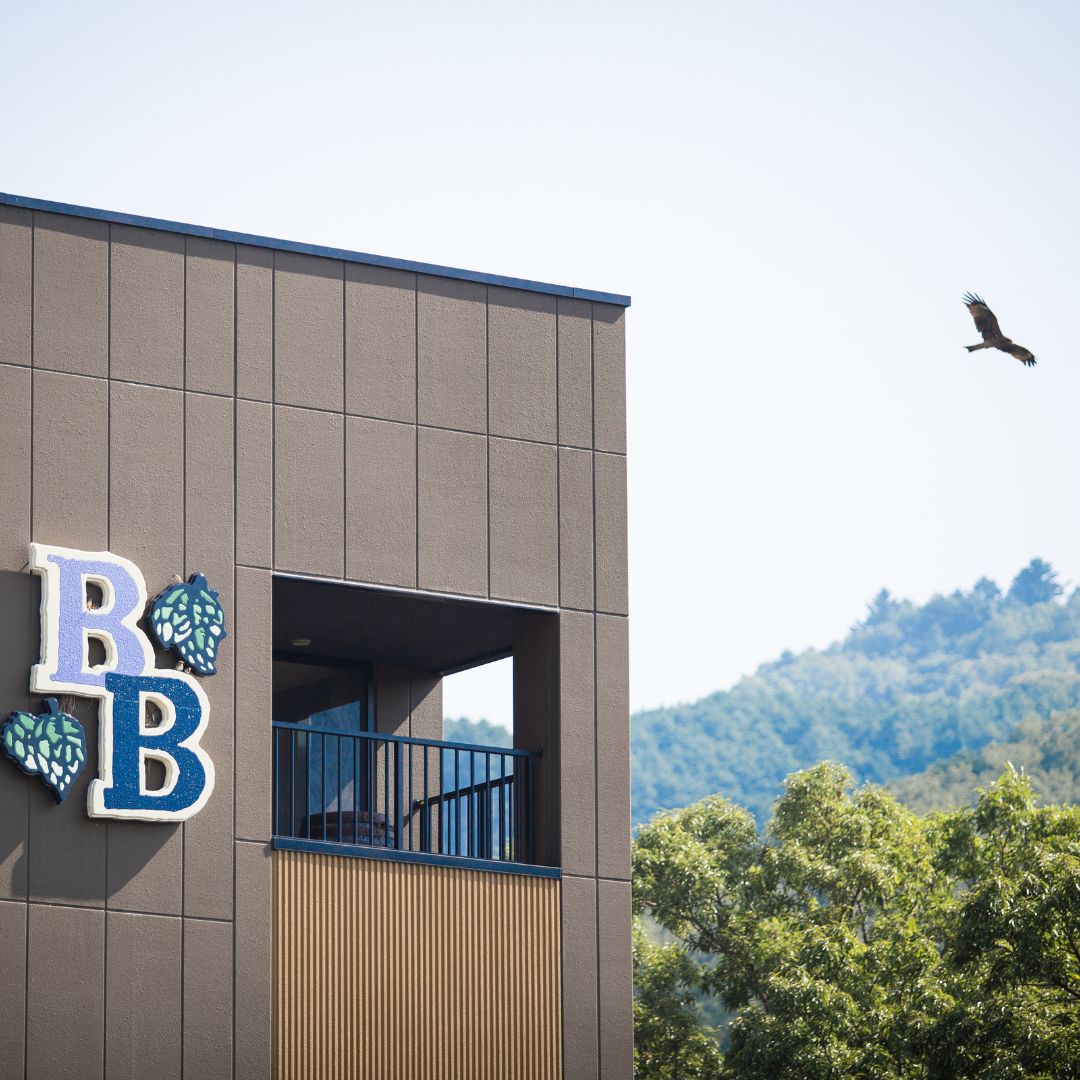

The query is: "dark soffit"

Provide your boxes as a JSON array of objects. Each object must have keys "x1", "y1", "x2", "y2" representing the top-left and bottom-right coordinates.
[{"x1": 272, "y1": 576, "x2": 546, "y2": 675}]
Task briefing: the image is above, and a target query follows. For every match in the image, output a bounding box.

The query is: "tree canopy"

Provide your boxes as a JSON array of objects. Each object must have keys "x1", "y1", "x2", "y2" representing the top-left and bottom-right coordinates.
[{"x1": 633, "y1": 764, "x2": 1080, "y2": 1078}]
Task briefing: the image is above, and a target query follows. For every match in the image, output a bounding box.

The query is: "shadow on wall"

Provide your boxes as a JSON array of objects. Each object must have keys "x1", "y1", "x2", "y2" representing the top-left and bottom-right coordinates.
[{"x1": 0, "y1": 570, "x2": 179, "y2": 904}]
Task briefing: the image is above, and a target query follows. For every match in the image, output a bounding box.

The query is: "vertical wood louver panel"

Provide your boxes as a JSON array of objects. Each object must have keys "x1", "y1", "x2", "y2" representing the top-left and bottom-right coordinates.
[{"x1": 274, "y1": 851, "x2": 562, "y2": 1080}]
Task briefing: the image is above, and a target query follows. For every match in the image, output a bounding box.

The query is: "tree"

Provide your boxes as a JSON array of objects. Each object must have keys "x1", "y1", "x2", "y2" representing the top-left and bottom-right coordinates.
[
  {"x1": 633, "y1": 763, "x2": 1080, "y2": 1078},
  {"x1": 971, "y1": 576, "x2": 1001, "y2": 606},
  {"x1": 929, "y1": 769, "x2": 1080, "y2": 1076},
  {"x1": 632, "y1": 559, "x2": 1080, "y2": 829},
  {"x1": 633, "y1": 923, "x2": 726, "y2": 1079},
  {"x1": 1008, "y1": 558, "x2": 1063, "y2": 605}
]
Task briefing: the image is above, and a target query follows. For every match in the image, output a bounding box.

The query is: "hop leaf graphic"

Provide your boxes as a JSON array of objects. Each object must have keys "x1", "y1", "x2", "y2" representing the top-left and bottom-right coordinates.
[
  {"x1": 150, "y1": 573, "x2": 228, "y2": 676},
  {"x1": 1, "y1": 699, "x2": 87, "y2": 802}
]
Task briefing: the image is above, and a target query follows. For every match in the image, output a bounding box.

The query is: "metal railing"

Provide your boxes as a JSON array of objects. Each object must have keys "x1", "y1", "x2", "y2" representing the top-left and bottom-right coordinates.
[{"x1": 272, "y1": 721, "x2": 538, "y2": 867}]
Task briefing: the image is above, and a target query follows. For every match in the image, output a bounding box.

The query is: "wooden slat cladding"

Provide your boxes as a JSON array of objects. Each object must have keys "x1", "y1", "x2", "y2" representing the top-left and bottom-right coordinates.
[{"x1": 274, "y1": 850, "x2": 562, "y2": 1080}]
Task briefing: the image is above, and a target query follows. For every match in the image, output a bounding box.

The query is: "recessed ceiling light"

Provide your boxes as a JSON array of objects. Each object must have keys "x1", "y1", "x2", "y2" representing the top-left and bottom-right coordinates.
[{"x1": 290, "y1": 637, "x2": 311, "y2": 648}]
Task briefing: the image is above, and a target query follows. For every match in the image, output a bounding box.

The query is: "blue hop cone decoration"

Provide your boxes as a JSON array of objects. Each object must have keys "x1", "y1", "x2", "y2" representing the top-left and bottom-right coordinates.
[
  {"x1": 150, "y1": 573, "x2": 228, "y2": 676},
  {"x1": 1, "y1": 698, "x2": 87, "y2": 803}
]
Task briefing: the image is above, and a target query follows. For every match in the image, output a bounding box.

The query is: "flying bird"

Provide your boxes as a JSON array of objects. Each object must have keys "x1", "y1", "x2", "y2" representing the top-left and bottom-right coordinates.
[{"x1": 963, "y1": 293, "x2": 1036, "y2": 366}]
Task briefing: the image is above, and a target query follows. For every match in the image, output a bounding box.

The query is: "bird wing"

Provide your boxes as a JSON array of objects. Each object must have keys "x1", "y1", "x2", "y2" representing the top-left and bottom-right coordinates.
[
  {"x1": 963, "y1": 292, "x2": 1002, "y2": 341},
  {"x1": 1002, "y1": 341, "x2": 1036, "y2": 367}
]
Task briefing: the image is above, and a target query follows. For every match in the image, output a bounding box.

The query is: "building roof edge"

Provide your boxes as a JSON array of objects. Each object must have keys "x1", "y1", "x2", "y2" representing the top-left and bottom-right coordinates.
[{"x1": 0, "y1": 191, "x2": 632, "y2": 308}]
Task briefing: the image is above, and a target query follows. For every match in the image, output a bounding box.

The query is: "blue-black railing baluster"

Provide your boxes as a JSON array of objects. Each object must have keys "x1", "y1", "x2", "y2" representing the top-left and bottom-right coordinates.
[
  {"x1": 498, "y1": 753, "x2": 505, "y2": 861},
  {"x1": 422, "y1": 744, "x2": 430, "y2": 853},
  {"x1": 368, "y1": 740, "x2": 375, "y2": 847},
  {"x1": 527, "y1": 754, "x2": 535, "y2": 864},
  {"x1": 383, "y1": 740, "x2": 390, "y2": 847},
  {"x1": 482, "y1": 752, "x2": 490, "y2": 859},
  {"x1": 467, "y1": 751, "x2": 475, "y2": 858},
  {"x1": 271, "y1": 721, "x2": 539, "y2": 867},
  {"x1": 289, "y1": 731, "x2": 296, "y2": 838},
  {"x1": 394, "y1": 740, "x2": 403, "y2": 851},
  {"x1": 304, "y1": 734, "x2": 311, "y2": 840},
  {"x1": 336, "y1": 735, "x2": 342, "y2": 844},
  {"x1": 272, "y1": 729, "x2": 279, "y2": 836}
]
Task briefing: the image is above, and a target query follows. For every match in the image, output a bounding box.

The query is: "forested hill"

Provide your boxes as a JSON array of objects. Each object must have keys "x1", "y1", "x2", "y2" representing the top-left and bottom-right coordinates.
[
  {"x1": 632, "y1": 559, "x2": 1080, "y2": 826},
  {"x1": 888, "y1": 707, "x2": 1080, "y2": 813}
]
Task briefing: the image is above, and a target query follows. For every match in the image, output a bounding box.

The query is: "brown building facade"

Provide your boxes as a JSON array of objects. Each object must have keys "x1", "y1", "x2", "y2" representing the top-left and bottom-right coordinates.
[{"x1": 0, "y1": 193, "x2": 630, "y2": 1079}]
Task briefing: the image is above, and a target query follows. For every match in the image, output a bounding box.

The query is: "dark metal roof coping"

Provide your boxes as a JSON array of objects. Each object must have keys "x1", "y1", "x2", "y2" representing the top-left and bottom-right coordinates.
[{"x1": 0, "y1": 191, "x2": 631, "y2": 308}]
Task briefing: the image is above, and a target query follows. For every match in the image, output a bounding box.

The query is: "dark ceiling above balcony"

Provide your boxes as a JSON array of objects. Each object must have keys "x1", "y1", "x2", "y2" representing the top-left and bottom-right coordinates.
[{"x1": 272, "y1": 576, "x2": 535, "y2": 675}]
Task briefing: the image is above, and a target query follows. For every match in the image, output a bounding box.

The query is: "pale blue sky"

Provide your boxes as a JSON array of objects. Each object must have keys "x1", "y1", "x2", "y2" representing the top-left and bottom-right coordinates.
[{"x1": 5, "y1": 2, "x2": 1079, "y2": 727}]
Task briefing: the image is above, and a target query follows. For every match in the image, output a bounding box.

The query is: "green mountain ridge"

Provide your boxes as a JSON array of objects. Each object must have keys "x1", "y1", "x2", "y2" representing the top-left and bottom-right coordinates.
[
  {"x1": 632, "y1": 559, "x2": 1080, "y2": 825},
  {"x1": 889, "y1": 707, "x2": 1080, "y2": 812}
]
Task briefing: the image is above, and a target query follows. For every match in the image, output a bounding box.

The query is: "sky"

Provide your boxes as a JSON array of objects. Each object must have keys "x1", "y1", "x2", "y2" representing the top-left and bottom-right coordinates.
[{"x1": 5, "y1": 2, "x2": 1080, "y2": 728}]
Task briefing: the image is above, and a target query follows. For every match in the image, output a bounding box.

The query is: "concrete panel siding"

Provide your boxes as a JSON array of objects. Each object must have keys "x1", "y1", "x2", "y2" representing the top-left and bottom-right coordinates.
[
  {"x1": 598, "y1": 879, "x2": 634, "y2": 1080},
  {"x1": 557, "y1": 446, "x2": 594, "y2": 611},
  {"x1": 592, "y1": 306, "x2": 626, "y2": 454},
  {"x1": 33, "y1": 213, "x2": 109, "y2": 379},
  {"x1": 0, "y1": 206, "x2": 630, "y2": 1078},
  {"x1": 489, "y1": 437, "x2": 558, "y2": 606},
  {"x1": 417, "y1": 276, "x2": 486, "y2": 433},
  {"x1": 236, "y1": 246, "x2": 273, "y2": 401},
  {"x1": 184, "y1": 393, "x2": 236, "y2": 919},
  {"x1": 595, "y1": 615, "x2": 631, "y2": 882},
  {"x1": 186, "y1": 237, "x2": 235, "y2": 397},
  {"x1": 105, "y1": 912, "x2": 183, "y2": 1080},
  {"x1": 273, "y1": 405, "x2": 344, "y2": 578},
  {"x1": 417, "y1": 426, "x2": 487, "y2": 596},
  {"x1": 0, "y1": 364, "x2": 30, "y2": 572},
  {"x1": 184, "y1": 917, "x2": 235, "y2": 1080},
  {"x1": 235, "y1": 841, "x2": 273, "y2": 1080},
  {"x1": 31, "y1": 369, "x2": 109, "y2": 552},
  {"x1": 110, "y1": 226, "x2": 185, "y2": 389},
  {"x1": 273, "y1": 252, "x2": 344, "y2": 412},
  {"x1": 236, "y1": 399, "x2": 273, "y2": 568},
  {"x1": 0, "y1": 900, "x2": 27, "y2": 1074},
  {"x1": 561, "y1": 875, "x2": 599, "y2": 1080},
  {"x1": 0, "y1": 205, "x2": 32, "y2": 366},
  {"x1": 345, "y1": 264, "x2": 416, "y2": 423},
  {"x1": 488, "y1": 287, "x2": 557, "y2": 443},
  {"x1": 26, "y1": 903, "x2": 104, "y2": 1080},
  {"x1": 557, "y1": 298, "x2": 592, "y2": 449},
  {"x1": 345, "y1": 416, "x2": 417, "y2": 588},
  {"x1": 594, "y1": 452, "x2": 628, "y2": 616},
  {"x1": 559, "y1": 611, "x2": 596, "y2": 878},
  {"x1": 235, "y1": 568, "x2": 273, "y2": 844}
]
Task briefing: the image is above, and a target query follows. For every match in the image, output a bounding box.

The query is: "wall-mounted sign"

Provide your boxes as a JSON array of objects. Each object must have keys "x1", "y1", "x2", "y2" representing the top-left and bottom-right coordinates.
[
  {"x1": 0, "y1": 544, "x2": 219, "y2": 821},
  {"x1": 149, "y1": 574, "x2": 227, "y2": 675},
  {"x1": 2, "y1": 697, "x2": 86, "y2": 802}
]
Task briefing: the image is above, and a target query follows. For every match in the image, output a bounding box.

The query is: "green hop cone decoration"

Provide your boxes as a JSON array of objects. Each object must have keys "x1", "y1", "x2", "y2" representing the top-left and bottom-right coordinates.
[
  {"x1": 150, "y1": 573, "x2": 228, "y2": 676},
  {"x1": 1, "y1": 698, "x2": 87, "y2": 803}
]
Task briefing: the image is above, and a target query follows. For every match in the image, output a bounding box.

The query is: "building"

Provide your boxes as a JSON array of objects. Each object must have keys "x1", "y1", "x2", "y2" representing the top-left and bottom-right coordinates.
[{"x1": 0, "y1": 193, "x2": 631, "y2": 1080}]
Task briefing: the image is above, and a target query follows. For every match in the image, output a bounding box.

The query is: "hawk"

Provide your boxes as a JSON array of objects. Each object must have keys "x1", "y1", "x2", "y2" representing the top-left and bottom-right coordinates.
[{"x1": 963, "y1": 293, "x2": 1036, "y2": 366}]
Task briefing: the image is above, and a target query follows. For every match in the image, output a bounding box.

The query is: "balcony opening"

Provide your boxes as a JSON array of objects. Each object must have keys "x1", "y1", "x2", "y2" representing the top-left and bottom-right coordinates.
[
  {"x1": 443, "y1": 654, "x2": 513, "y2": 746},
  {"x1": 271, "y1": 577, "x2": 559, "y2": 873}
]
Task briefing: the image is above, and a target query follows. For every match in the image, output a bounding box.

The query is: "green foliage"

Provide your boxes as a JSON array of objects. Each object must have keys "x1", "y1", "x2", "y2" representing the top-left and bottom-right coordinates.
[
  {"x1": 633, "y1": 764, "x2": 1080, "y2": 1078},
  {"x1": 633, "y1": 923, "x2": 726, "y2": 1079},
  {"x1": 632, "y1": 563, "x2": 1080, "y2": 826},
  {"x1": 443, "y1": 716, "x2": 513, "y2": 748},
  {"x1": 1008, "y1": 557, "x2": 1063, "y2": 606},
  {"x1": 890, "y1": 708, "x2": 1080, "y2": 812}
]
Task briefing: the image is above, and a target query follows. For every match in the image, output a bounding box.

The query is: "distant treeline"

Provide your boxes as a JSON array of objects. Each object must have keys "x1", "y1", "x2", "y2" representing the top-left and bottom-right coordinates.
[{"x1": 632, "y1": 558, "x2": 1080, "y2": 825}]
